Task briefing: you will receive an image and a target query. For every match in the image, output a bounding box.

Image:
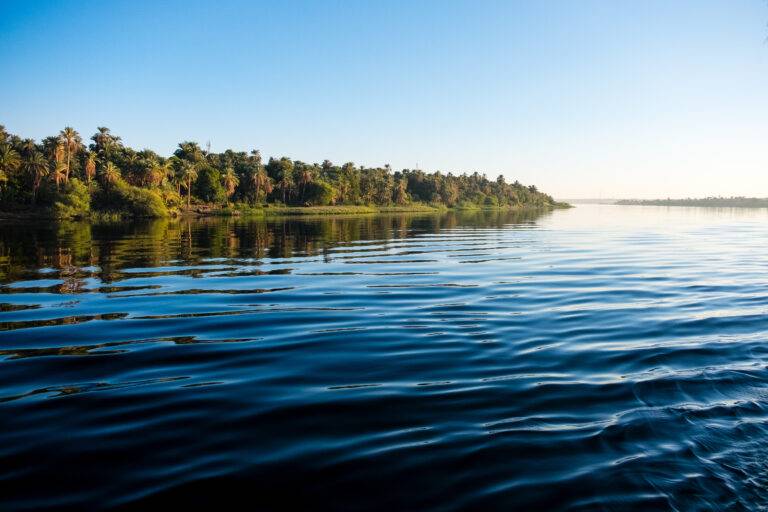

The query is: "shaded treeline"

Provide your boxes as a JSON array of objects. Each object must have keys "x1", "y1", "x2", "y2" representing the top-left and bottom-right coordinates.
[{"x1": 0, "y1": 125, "x2": 559, "y2": 217}]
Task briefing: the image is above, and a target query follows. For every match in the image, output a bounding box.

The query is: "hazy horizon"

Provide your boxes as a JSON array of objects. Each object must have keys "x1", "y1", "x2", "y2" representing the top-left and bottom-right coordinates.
[{"x1": 2, "y1": 0, "x2": 767, "y2": 199}]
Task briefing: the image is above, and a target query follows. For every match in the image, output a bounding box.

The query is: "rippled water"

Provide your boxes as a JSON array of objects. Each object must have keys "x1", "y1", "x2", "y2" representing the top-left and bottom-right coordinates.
[{"x1": 2, "y1": 205, "x2": 768, "y2": 510}]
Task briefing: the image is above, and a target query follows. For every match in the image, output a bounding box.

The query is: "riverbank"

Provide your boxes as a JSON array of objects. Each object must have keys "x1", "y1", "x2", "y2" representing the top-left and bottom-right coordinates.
[
  {"x1": 183, "y1": 203, "x2": 448, "y2": 217},
  {"x1": 616, "y1": 198, "x2": 768, "y2": 208},
  {"x1": 0, "y1": 202, "x2": 570, "y2": 221}
]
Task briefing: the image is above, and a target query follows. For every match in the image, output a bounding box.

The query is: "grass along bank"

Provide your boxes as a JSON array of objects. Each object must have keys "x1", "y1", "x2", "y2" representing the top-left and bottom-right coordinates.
[{"x1": 179, "y1": 201, "x2": 571, "y2": 218}]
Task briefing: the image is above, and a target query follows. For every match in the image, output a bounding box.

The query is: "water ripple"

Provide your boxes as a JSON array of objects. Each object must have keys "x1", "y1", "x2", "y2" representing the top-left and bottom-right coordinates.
[{"x1": 2, "y1": 206, "x2": 768, "y2": 510}]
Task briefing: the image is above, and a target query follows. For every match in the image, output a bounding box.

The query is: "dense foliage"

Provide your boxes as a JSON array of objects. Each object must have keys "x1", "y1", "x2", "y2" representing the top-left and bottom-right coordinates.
[{"x1": 0, "y1": 125, "x2": 560, "y2": 218}]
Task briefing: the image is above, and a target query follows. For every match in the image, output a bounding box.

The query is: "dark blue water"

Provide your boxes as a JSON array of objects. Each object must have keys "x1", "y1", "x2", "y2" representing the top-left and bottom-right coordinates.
[{"x1": 2, "y1": 205, "x2": 768, "y2": 511}]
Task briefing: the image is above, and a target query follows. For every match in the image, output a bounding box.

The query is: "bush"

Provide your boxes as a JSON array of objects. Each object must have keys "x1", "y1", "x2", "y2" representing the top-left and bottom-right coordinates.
[
  {"x1": 93, "y1": 180, "x2": 169, "y2": 217},
  {"x1": 456, "y1": 200, "x2": 481, "y2": 210},
  {"x1": 53, "y1": 179, "x2": 91, "y2": 219},
  {"x1": 303, "y1": 180, "x2": 335, "y2": 206},
  {"x1": 158, "y1": 187, "x2": 182, "y2": 210},
  {"x1": 122, "y1": 185, "x2": 168, "y2": 217},
  {"x1": 193, "y1": 165, "x2": 226, "y2": 203}
]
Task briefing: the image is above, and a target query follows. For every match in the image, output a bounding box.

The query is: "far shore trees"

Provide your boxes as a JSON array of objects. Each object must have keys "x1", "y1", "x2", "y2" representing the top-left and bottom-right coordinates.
[{"x1": 0, "y1": 124, "x2": 562, "y2": 215}]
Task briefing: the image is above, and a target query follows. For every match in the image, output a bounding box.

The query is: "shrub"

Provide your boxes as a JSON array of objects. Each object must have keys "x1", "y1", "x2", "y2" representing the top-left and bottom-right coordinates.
[
  {"x1": 193, "y1": 165, "x2": 226, "y2": 203},
  {"x1": 122, "y1": 185, "x2": 168, "y2": 217},
  {"x1": 457, "y1": 200, "x2": 481, "y2": 210},
  {"x1": 158, "y1": 187, "x2": 182, "y2": 210},
  {"x1": 53, "y1": 179, "x2": 91, "y2": 219},
  {"x1": 93, "y1": 180, "x2": 169, "y2": 217},
  {"x1": 303, "y1": 180, "x2": 335, "y2": 206}
]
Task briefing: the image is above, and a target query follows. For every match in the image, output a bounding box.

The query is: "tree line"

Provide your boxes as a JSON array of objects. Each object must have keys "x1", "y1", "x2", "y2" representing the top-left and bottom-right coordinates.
[{"x1": 0, "y1": 125, "x2": 560, "y2": 217}]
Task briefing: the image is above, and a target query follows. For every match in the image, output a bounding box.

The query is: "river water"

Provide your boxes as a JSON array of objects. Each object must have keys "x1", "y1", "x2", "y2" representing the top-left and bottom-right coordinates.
[{"x1": 2, "y1": 205, "x2": 768, "y2": 510}]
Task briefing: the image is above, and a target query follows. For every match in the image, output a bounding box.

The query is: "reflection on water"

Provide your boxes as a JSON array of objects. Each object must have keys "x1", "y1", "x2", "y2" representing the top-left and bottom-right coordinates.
[
  {"x1": 0, "y1": 209, "x2": 546, "y2": 288},
  {"x1": 2, "y1": 205, "x2": 768, "y2": 510}
]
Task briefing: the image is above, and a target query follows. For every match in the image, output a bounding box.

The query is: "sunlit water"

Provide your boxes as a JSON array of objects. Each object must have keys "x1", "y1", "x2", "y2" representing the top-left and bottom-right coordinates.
[{"x1": 2, "y1": 204, "x2": 768, "y2": 510}]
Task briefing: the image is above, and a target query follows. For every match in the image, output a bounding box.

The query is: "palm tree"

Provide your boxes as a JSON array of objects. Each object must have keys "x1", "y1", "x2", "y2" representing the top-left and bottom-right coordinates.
[
  {"x1": 137, "y1": 156, "x2": 155, "y2": 186},
  {"x1": 121, "y1": 152, "x2": 141, "y2": 185},
  {"x1": 91, "y1": 127, "x2": 121, "y2": 158},
  {"x1": 24, "y1": 152, "x2": 48, "y2": 203},
  {"x1": 250, "y1": 149, "x2": 262, "y2": 167},
  {"x1": 20, "y1": 138, "x2": 37, "y2": 157},
  {"x1": 93, "y1": 126, "x2": 109, "y2": 144},
  {"x1": 276, "y1": 159, "x2": 294, "y2": 204},
  {"x1": 0, "y1": 144, "x2": 21, "y2": 191},
  {"x1": 101, "y1": 162, "x2": 121, "y2": 188},
  {"x1": 394, "y1": 177, "x2": 408, "y2": 205},
  {"x1": 84, "y1": 152, "x2": 97, "y2": 184},
  {"x1": 223, "y1": 167, "x2": 239, "y2": 199},
  {"x1": 180, "y1": 161, "x2": 198, "y2": 207},
  {"x1": 176, "y1": 142, "x2": 204, "y2": 163},
  {"x1": 148, "y1": 160, "x2": 171, "y2": 188},
  {"x1": 297, "y1": 165, "x2": 313, "y2": 202},
  {"x1": 168, "y1": 162, "x2": 181, "y2": 196},
  {"x1": 59, "y1": 127, "x2": 82, "y2": 182},
  {"x1": 249, "y1": 150, "x2": 269, "y2": 203},
  {"x1": 52, "y1": 161, "x2": 67, "y2": 190},
  {"x1": 53, "y1": 143, "x2": 66, "y2": 186},
  {"x1": 251, "y1": 166, "x2": 271, "y2": 203}
]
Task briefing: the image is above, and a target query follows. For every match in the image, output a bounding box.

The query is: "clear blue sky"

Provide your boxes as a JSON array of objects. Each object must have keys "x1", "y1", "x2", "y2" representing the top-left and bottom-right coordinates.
[{"x1": 1, "y1": 0, "x2": 767, "y2": 198}]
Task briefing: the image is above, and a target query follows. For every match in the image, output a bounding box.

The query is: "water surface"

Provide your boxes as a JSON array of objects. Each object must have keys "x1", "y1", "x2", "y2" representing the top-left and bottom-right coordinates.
[{"x1": 2, "y1": 205, "x2": 768, "y2": 510}]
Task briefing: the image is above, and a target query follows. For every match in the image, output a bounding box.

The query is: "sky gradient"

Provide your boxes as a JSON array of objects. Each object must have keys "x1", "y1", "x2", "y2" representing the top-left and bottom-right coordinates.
[{"x1": 1, "y1": 0, "x2": 767, "y2": 199}]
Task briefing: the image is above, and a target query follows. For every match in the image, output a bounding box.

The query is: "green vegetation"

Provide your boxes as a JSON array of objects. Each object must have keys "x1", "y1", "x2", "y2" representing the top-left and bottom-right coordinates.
[
  {"x1": 52, "y1": 179, "x2": 91, "y2": 219},
  {"x1": 0, "y1": 124, "x2": 565, "y2": 219},
  {"x1": 616, "y1": 197, "x2": 768, "y2": 208}
]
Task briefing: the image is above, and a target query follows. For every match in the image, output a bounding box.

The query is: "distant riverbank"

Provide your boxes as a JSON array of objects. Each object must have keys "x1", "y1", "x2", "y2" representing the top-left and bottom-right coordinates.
[{"x1": 616, "y1": 197, "x2": 768, "y2": 208}]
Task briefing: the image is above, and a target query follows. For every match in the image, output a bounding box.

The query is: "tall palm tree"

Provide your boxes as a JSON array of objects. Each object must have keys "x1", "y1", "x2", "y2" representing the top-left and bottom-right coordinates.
[
  {"x1": 24, "y1": 152, "x2": 48, "y2": 203},
  {"x1": 0, "y1": 144, "x2": 21, "y2": 191},
  {"x1": 52, "y1": 161, "x2": 67, "y2": 190},
  {"x1": 297, "y1": 165, "x2": 313, "y2": 202},
  {"x1": 122, "y1": 152, "x2": 141, "y2": 185},
  {"x1": 223, "y1": 167, "x2": 239, "y2": 199},
  {"x1": 394, "y1": 177, "x2": 408, "y2": 205},
  {"x1": 93, "y1": 126, "x2": 109, "y2": 143},
  {"x1": 84, "y1": 152, "x2": 97, "y2": 184},
  {"x1": 148, "y1": 160, "x2": 171, "y2": 188},
  {"x1": 58, "y1": 127, "x2": 82, "y2": 182},
  {"x1": 180, "y1": 161, "x2": 198, "y2": 207},
  {"x1": 101, "y1": 162, "x2": 121, "y2": 188},
  {"x1": 276, "y1": 159, "x2": 294, "y2": 204},
  {"x1": 176, "y1": 142, "x2": 204, "y2": 163},
  {"x1": 251, "y1": 166, "x2": 271, "y2": 203},
  {"x1": 169, "y1": 162, "x2": 181, "y2": 196},
  {"x1": 138, "y1": 156, "x2": 156, "y2": 186},
  {"x1": 20, "y1": 138, "x2": 37, "y2": 157},
  {"x1": 53, "y1": 143, "x2": 66, "y2": 184},
  {"x1": 250, "y1": 149, "x2": 262, "y2": 167}
]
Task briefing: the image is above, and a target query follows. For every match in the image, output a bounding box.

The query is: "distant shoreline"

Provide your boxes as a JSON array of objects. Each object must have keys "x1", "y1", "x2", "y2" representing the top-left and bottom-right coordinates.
[{"x1": 615, "y1": 198, "x2": 768, "y2": 208}]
